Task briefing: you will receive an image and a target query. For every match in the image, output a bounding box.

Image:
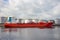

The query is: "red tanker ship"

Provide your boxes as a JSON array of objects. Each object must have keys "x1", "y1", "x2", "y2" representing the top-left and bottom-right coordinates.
[{"x1": 4, "y1": 20, "x2": 54, "y2": 29}]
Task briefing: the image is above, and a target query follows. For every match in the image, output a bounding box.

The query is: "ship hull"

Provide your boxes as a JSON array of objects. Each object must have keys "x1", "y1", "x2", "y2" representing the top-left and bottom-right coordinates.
[{"x1": 4, "y1": 22, "x2": 53, "y2": 29}]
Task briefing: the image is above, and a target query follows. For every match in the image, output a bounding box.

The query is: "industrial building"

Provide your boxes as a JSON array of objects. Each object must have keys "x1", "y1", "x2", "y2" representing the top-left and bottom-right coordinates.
[
  {"x1": 55, "y1": 19, "x2": 60, "y2": 24},
  {"x1": 0, "y1": 17, "x2": 8, "y2": 23}
]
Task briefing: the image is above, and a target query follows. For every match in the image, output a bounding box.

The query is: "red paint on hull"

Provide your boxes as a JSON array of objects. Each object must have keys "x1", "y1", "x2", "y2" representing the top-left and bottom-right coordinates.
[{"x1": 4, "y1": 22, "x2": 53, "y2": 29}]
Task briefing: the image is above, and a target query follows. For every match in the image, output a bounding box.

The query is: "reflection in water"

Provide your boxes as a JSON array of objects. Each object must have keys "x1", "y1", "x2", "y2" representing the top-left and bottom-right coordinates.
[{"x1": 0, "y1": 26, "x2": 60, "y2": 40}]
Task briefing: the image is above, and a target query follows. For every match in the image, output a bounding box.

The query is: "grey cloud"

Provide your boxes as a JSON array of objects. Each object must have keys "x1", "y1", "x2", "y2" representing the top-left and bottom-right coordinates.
[{"x1": 0, "y1": 0, "x2": 60, "y2": 19}]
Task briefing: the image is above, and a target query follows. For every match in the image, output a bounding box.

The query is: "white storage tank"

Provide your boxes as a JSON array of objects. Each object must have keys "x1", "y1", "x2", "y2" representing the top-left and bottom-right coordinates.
[
  {"x1": 25, "y1": 19, "x2": 29, "y2": 23},
  {"x1": 24, "y1": 19, "x2": 32, "y2": 23},
  {"x1": 32, "y1": 19, "x2": 39, "y2": 23}
]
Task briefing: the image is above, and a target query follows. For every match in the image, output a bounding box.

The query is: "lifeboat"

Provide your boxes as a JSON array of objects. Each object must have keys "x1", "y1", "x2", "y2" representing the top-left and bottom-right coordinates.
[{"x1": 4, "y1": 21, "x2": 54, "y2": 29}]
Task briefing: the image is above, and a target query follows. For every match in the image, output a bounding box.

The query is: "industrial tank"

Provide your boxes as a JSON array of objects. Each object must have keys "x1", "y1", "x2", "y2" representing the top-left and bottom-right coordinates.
[{"x1": 32, "y1": 19, "x2": 39, "y2": 23}]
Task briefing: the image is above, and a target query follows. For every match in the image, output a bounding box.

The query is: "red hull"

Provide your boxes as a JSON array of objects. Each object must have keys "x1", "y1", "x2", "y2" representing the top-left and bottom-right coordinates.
[{"x1": 4, "y1": 22, "x2": 53, "y2": 29}]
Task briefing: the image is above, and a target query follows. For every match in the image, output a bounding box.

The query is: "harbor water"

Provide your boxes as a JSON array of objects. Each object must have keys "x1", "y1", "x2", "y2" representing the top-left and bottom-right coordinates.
[{"x1": 0, "y1": 26, "x2": 60, "y2": 40}]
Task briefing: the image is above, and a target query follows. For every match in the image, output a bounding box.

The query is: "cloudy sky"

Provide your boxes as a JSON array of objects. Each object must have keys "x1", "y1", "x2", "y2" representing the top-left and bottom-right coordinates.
[{"x1": 0, "y1": 0, "x2": 60, "y2": 19}]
